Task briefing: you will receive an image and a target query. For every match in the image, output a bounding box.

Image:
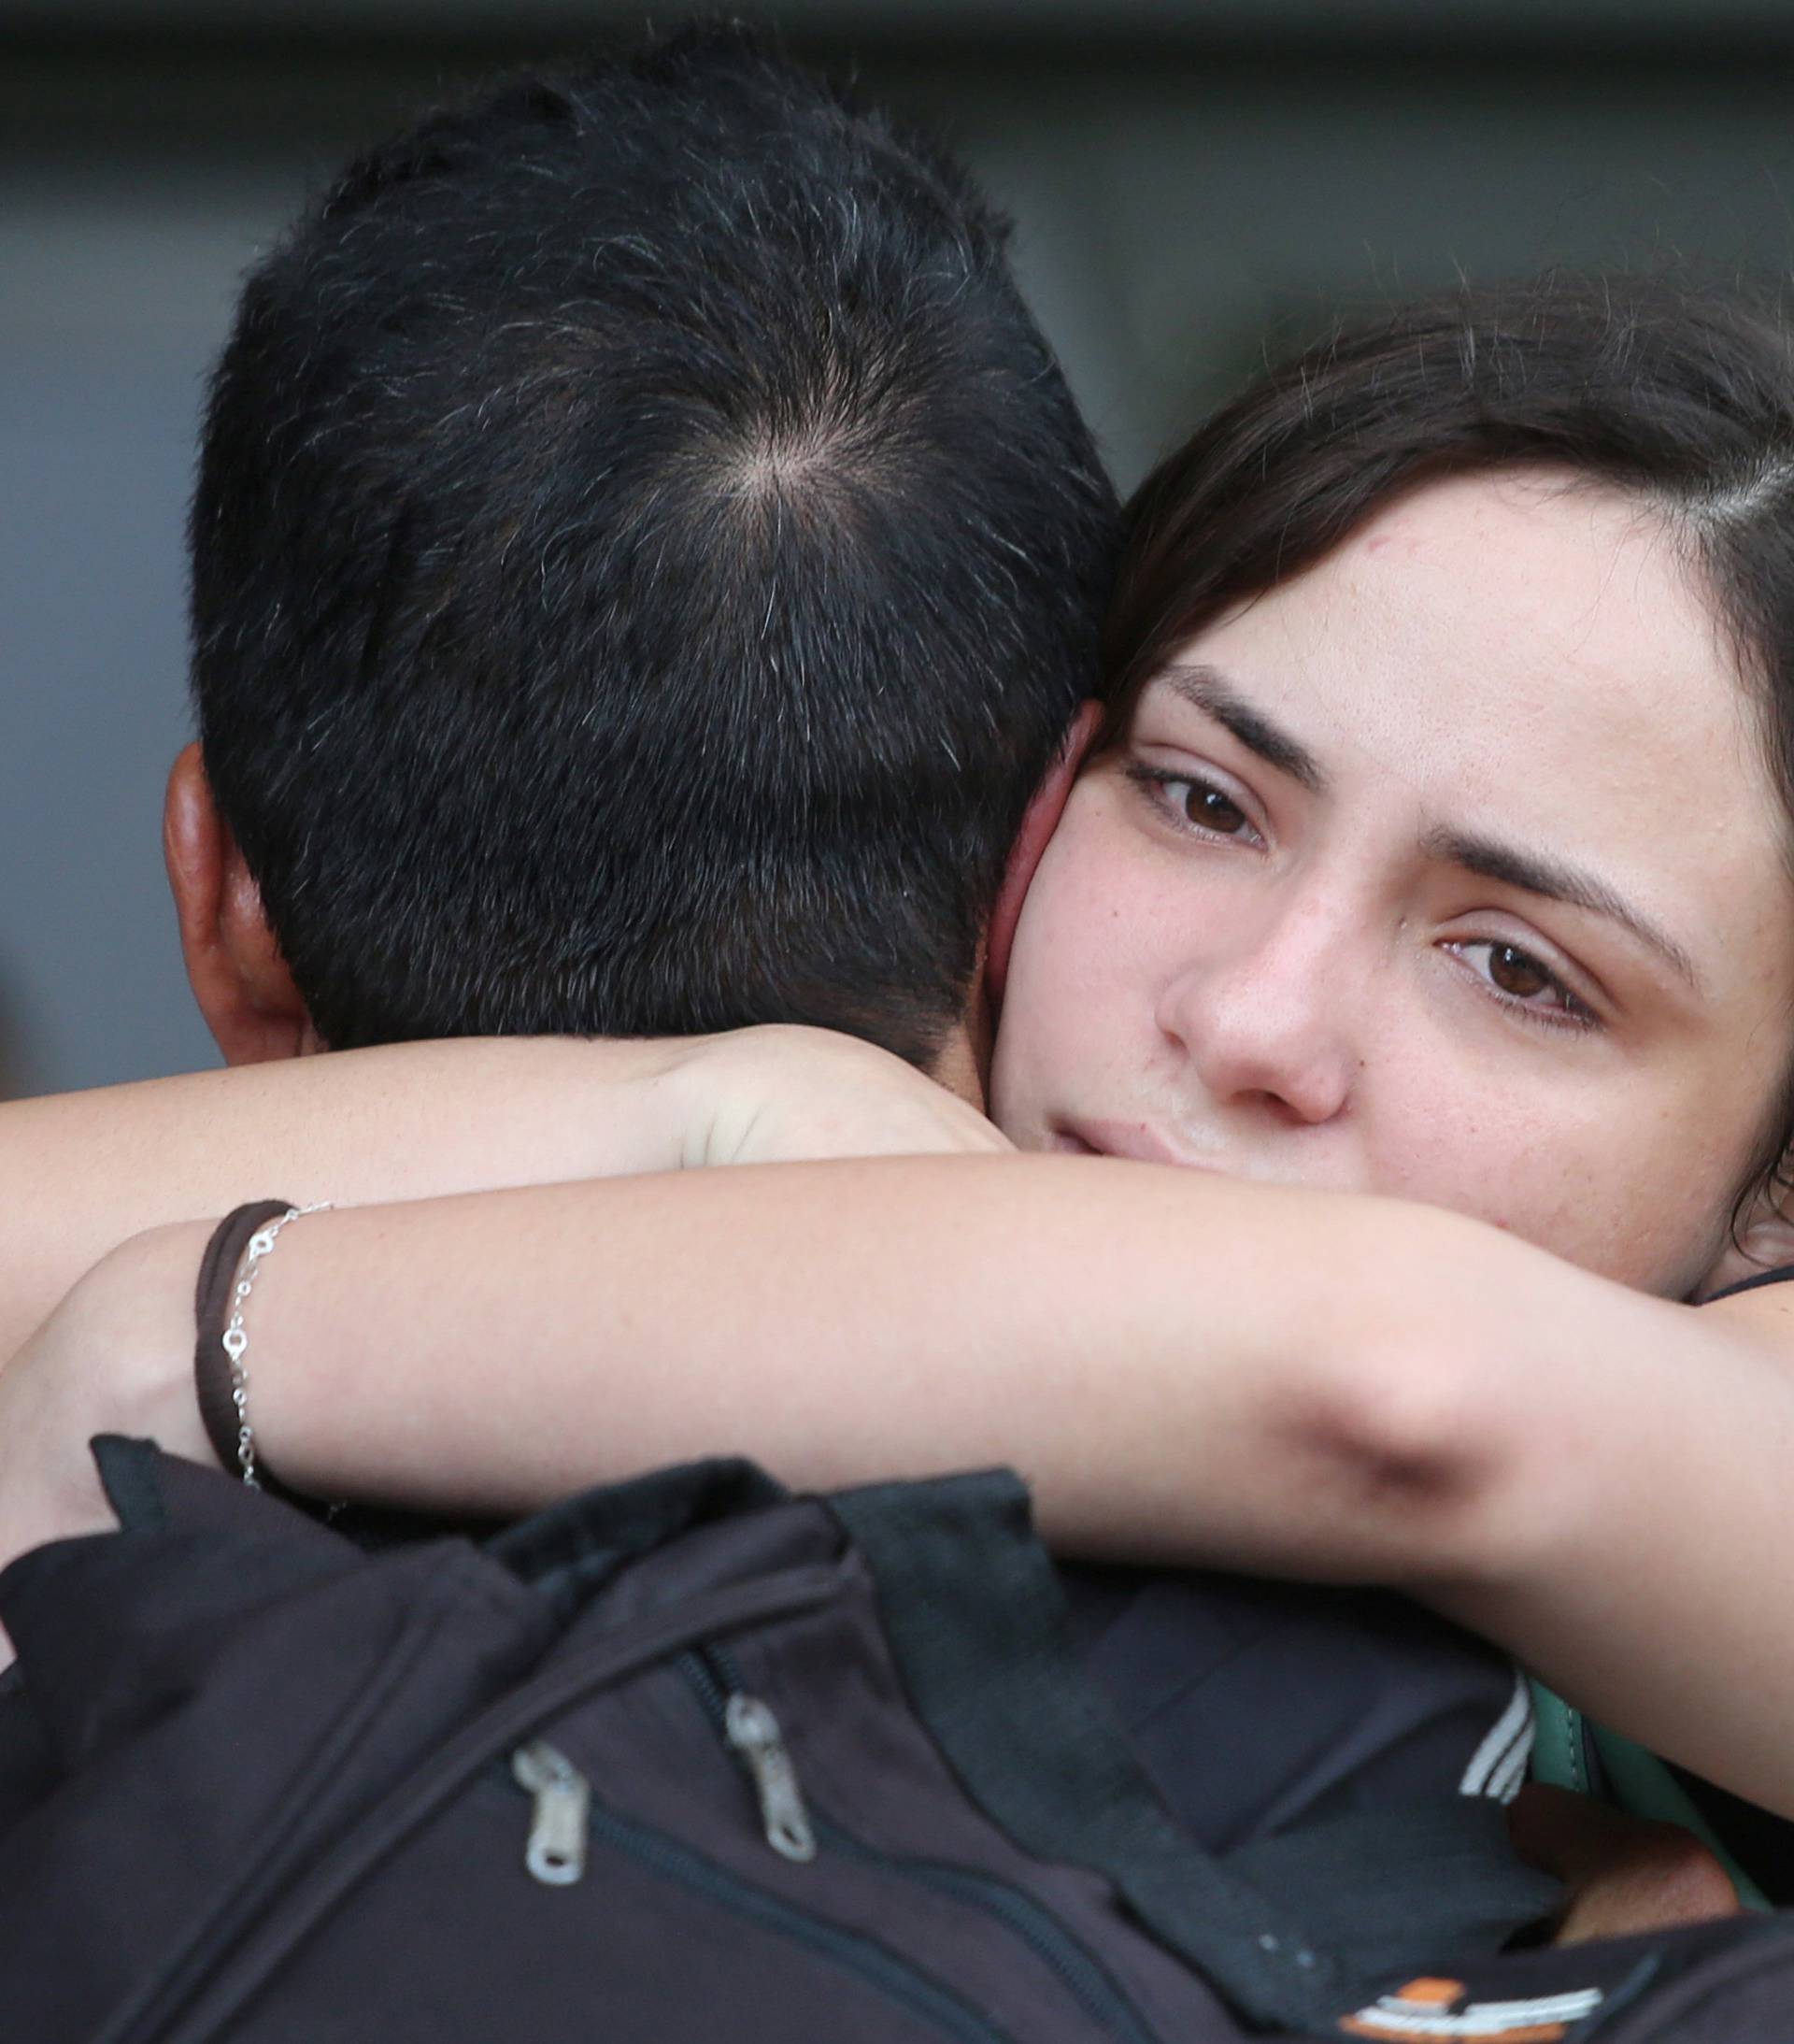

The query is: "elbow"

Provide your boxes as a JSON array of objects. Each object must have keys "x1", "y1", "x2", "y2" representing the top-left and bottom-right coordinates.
[{"x1": 1289, "y1": 1283, "x2": 1528, "y2": 1589}]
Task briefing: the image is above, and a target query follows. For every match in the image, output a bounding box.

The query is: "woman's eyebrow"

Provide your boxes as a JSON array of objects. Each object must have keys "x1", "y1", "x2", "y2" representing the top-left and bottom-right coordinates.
[
  {"x1": 1425, "y1": 826, "x2": 1704, "y2": 993},
  {"x1": 1153, "y1": 667, "x2": 1702, "y2": 992},
  {"x1": 1158, "y1": 665, "x2": 1327, "y2": 792}
]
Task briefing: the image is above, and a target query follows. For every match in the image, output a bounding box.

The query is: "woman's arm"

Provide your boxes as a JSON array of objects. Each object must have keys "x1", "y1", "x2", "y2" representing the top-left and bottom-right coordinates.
[
  {"x1": 0, "y1": 1027, "x2": 1004, "y2": 1365},
  {"x1": 0, "y1": 1038, "x2": 690, "y2": 1363},
  {"x1": 1437, "y1": 1274, "x2": 1794, "y2": 1819},
  {"x1": 11, "y1": 1155, "x2": 1794, "y2": 1816},
  {"x1": 2, "y1": 1156, "x2": 1482, "y2": 1566}
]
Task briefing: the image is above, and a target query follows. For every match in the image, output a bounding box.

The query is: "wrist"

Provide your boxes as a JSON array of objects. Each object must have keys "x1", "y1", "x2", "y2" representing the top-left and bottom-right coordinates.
[
  {"x1": 629, "y1": 1030, "x2": 736, "y2": 1171},
  {"x1": 531, "y1": 1030, "x2": 725, "y2": 1176},
  {"x1": 67, "y1": 1221, "x2": 220, "y2": 1465},
  {"x1": 657, "y1": 1024, "x2": 815, "y2": 1169},
  {"x1": 0, "y1": 1220, "x2": 215, "y2": 1607}
]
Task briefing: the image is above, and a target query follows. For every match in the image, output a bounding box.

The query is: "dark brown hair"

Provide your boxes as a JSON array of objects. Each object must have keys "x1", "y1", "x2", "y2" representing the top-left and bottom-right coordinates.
[{"x1": 1103, "y1": 274, "x2": 1794, "y2": 1231}]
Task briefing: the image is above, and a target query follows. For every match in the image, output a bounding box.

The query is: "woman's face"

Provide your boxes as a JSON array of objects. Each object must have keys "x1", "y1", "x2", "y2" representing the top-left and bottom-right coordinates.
[{"x1": 990, "y1": 470, "x2": 1794, "y2": 1296}]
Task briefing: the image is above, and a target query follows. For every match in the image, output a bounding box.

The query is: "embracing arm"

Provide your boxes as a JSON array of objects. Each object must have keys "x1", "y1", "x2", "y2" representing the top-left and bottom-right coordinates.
[
  {"x1": 254, "y1": 1186, "x2": 1794, "y2": 1822},
  {"x1": 12, "y1": 1153, "x2": 1794, "y2": 1815},
  {"x1": 0, "y1": 1028, "x2": 1004, "y2": 1365},
  {"x1": 1438, "y1": 1274, "x2": 1794, "y2": 1819},
  {"x1": 0, "y1": 1038, "x2": 692, "y2": 1362},
  {"x1": 7, "y1": 1156, "x2": 1483, "y2": 1565}
]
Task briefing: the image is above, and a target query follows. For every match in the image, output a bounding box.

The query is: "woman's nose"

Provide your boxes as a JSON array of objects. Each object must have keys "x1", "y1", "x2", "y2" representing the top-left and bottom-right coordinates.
[{"x1": 1153, "y1": 903, "x2": 1360, "y2": 1127}]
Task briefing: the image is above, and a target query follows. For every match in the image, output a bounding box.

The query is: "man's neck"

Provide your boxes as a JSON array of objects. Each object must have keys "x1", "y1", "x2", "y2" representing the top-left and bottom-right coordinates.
[{"x1": 931, "y1": 988, "x2": 991, "y2": 1116}]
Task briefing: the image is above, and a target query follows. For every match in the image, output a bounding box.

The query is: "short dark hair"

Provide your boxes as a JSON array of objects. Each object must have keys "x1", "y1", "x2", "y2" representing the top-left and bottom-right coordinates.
[
  {"x1": 1103, "y1": 271, "x2": 1794, "y2": 1216},
  {"x1": 191, "y1": 24, "x2": 1117, "y2": 1067}
]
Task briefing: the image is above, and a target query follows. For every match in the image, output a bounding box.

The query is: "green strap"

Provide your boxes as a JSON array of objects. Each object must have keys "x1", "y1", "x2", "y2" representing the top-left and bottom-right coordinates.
[
  {"x1": 1529, "y1": 1681, "x2": 1770, "y2": 1912},
  {"x1": 1529, "y1": 1678, "x2": 1595, "y2": 1796}
]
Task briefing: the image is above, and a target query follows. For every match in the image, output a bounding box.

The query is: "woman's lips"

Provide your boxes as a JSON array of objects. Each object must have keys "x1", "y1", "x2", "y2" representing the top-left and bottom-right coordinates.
[{"x1": 1053, "y1": 1117, "x2": 1221, "y2": 1170}]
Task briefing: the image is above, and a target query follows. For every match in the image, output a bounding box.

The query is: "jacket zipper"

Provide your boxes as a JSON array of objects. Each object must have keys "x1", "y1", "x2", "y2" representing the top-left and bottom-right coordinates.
[
  {"x1": 681, "y1": 1641, "x2": 817, "y2": 1860},
  {"x1": 124, "y1": 1559, "x2": 846, "y2": 2044},
  {"x1": 679, "y1": 1646, "x2": 1162, "y2": 2044},
  {"x1": 507, "y1": 1743, "x2": 1016, "y2": 2044},
  {"x1": 512, "y1": 1739, "x2": 591, "y2": 1884}
]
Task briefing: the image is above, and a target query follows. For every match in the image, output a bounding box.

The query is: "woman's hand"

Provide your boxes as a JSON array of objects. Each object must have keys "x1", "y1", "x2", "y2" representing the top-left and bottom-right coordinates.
[
  {"x1": 0, "y1": 1223, "x2": 214, "y2": 1657},
  {"x1": 676, "y1": 1026, "x2": 1011, "y2": 1167}
]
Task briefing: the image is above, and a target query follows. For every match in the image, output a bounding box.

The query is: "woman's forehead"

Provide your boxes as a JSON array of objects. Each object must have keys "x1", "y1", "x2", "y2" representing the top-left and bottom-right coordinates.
[{"x1": 1167, "y1": 476, "x2": 1753, "y2": 808}]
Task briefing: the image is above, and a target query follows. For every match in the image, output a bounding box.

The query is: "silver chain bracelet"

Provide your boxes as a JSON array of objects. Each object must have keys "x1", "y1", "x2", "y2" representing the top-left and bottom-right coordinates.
[{"x1": 220, "y1": 1200, "x2": 333, "y2": 1488}]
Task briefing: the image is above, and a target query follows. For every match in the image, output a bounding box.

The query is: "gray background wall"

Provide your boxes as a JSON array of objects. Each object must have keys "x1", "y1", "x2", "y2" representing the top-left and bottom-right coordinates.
[{"x1": 8, "y1": 2, "x2": 1794, "y2": 1098}]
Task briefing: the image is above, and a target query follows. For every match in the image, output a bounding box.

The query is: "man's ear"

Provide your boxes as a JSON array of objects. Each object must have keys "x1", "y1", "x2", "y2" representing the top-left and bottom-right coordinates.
[
  {"x1": 1692, "y1": 1166, "x2": 1794, "y2": 1301},
  {"x1": 984, "y1": 700, "x2": 1104, "y2": 1008},
  {"x1": 163, "y1": 742, "x2": 318, "y2": 1065}
]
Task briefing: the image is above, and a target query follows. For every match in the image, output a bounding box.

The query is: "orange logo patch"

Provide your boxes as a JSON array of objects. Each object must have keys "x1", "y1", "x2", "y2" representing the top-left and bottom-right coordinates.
[{"x1": 1340, "y1": 1975, "x2": 1603, "y2": 2041}]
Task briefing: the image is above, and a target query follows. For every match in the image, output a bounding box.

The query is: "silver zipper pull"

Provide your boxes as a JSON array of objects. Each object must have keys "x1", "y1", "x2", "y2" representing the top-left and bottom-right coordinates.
[
  {"x1": 511, "y1": 1739, "x2": 590, "y2": 1886},
  {"x1": 724, "y1": 1693, "x2": 817, "y2": 1863}
]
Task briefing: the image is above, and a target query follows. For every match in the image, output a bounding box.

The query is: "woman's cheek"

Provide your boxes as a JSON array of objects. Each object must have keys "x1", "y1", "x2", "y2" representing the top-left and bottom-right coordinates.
[
  {"x1": 994, "y1": 901, "x2": 1136, "y2": 1146},
  {"x1": 1388, "y1": 1092, "x2": 1712, "y2": 1294},
  {"x1": 988, "y1": 922, "x2": 1065, "y2": 1145}
]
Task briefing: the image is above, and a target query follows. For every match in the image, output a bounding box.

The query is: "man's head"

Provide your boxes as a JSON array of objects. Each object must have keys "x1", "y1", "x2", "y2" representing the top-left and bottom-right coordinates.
[{"x1": 173, "y1": 24, "x2": 1117, "y2": 1077}]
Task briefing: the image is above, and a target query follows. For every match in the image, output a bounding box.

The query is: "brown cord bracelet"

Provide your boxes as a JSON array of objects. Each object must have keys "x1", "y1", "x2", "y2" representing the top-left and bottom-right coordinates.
[{"x1": 192, "y1": 1199, "x2": 303, "y2": 1496}]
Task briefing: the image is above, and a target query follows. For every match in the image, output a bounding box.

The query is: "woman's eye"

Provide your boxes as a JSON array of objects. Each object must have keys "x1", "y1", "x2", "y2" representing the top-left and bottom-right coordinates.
[
  {"x1": 1184, "y1": 783, "x2": 1250, "y2": 836},
  {"x1": 1126, "y1": 765, "x2": 1260, "y2": 843},
  {"x1": 1487, "y1": 944, "x2": 1550, "y2": 999},
  {"x1": 1451, "y1": 940, "x2": 1598, "y2": 1030}
]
